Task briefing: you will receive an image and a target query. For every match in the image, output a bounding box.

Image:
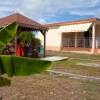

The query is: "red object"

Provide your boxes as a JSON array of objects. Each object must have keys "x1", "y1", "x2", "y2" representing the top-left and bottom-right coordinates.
[
  {"x1": 17, "y1": 46, "x2": 21, "y2": 56},
  {"x1": 16, "y1": 44, "x2": 25, "y2": 57},
  {"x1": 21, "y1": 47, "x2": 24, "y2": 56}
]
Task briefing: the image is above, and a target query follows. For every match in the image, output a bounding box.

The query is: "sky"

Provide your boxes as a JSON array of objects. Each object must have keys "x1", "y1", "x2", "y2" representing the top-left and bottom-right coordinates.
[{"x1": 0, "y1": 0, "x2": 100, "y2": 24}]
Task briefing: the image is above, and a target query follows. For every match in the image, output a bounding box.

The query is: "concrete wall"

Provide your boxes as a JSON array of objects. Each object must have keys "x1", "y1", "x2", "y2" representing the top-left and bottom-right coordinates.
[{"x1": 46, "y1": 27, "x2": 62, "y2": 51}]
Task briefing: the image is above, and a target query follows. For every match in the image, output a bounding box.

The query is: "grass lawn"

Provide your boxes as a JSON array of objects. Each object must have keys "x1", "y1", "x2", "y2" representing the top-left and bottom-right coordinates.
[
  {"x1": 52, "y1": 59, "x2": 100, "y2": 77},
  {"x1": 47, "y1": 51, "x2": 100, "y2": 77},
  {"x1": 47, "y1": 51, "x2": 100, "y2": 60}
]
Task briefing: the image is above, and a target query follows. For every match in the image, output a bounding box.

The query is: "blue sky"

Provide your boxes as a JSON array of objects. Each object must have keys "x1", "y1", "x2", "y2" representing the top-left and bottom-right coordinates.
[{"x1": 0, "y1": 0, "x2": 100, "y2": 24}]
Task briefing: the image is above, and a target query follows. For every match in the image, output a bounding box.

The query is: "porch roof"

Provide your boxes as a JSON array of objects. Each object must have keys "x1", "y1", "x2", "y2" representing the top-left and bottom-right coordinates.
[
  {"x1": 59, "y1": 23, "x2": 92, "y2": 33},
  {"x1": 45, "y1": 18, "x2": 100, "y2": 27},
  {"x1": 0, "y1": 13, "x2": 48, "y2": 31}
]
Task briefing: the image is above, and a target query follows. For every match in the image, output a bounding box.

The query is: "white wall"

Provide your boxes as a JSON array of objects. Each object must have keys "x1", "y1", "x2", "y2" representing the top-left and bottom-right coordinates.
[{"x1": 46, "y1": 27, "x2": 62, "y2": 47}]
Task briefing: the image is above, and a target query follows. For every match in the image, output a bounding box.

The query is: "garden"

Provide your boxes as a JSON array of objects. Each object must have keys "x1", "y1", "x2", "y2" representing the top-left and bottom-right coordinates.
[{"x1": 0, "y1": 23, "x2": 100, "y2": 100}]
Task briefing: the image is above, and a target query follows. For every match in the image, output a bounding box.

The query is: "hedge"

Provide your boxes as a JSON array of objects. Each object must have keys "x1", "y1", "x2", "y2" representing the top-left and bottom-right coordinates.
[{"x1": 0, "y1": 55, "x2": 52, "y2": 76}]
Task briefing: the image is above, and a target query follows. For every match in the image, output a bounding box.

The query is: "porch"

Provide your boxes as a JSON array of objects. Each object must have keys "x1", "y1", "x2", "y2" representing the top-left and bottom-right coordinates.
[
  {"x1": 60, "y1": 22, "x2": 100, "y2": 54},
  {"x1": 61, "y1": 33, "x2": 100, "y2": 54}
]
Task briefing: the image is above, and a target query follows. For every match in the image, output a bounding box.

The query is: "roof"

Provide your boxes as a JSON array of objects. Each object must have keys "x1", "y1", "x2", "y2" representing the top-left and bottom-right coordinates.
[
  {"x1": 0, "y1": 13, "x2": 47, "y2": 30},
  {"x1": 45, "y1": 18, "x2": 100, "y2": 28},
  {"x1": 59, "y1": 23, "x2": 92, "y2": 33}
]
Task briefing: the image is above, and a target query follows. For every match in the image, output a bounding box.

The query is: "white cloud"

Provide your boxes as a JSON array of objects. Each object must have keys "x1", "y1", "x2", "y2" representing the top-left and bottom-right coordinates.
[
  {"x1": 19, "y1": 0, "x2": 100, "y2": 20},
  {"x1": 0, "y1": 0, "x2": 100, "y2": 22}
]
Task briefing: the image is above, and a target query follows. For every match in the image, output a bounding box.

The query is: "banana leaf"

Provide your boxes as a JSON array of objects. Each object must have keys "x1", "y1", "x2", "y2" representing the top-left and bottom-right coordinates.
[
  {"x1": 0, "y1": 22, "x2": 18, "y2": 50},
  {"x1": 0, "y1": 55, "x2": 52, "y2": 76}
]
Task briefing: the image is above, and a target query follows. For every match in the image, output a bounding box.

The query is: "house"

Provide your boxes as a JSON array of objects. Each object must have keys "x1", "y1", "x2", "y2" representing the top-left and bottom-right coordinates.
[{"x1": 43, "y1": 18, "x2": 100, "y2": 54}]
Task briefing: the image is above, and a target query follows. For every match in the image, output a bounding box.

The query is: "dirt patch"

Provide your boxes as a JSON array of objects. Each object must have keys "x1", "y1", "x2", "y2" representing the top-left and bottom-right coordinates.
[{"x1": 0, "y1": 74, "x2": 100, "y2": 100}]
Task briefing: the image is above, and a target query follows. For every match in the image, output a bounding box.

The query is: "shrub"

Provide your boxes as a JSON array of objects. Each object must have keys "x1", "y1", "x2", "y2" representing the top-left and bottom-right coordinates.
[{"x1": 19, "y1": 32, "x2": 35, "y2": 46}]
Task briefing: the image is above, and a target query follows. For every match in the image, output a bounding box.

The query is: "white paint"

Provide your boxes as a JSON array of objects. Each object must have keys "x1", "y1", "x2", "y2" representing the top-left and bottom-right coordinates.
[
  {"x1": 46, "y1": 27, "x2": 62, "y2": 47},
  {"x1": 91, "y1": 24, "x2": 96, "y2": 53},
  {"x1": 75, "y1": 32, "x2": 78, "y2": 48}
]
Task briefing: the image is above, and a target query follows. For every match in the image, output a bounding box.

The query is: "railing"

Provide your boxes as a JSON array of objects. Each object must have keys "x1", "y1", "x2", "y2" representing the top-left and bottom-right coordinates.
[
  {"x1": 62, "y1": 38, "x2": 92, "y2": 48},
  {"x1": 62, "y1": 37, "x2": 100, "y2": 48}
]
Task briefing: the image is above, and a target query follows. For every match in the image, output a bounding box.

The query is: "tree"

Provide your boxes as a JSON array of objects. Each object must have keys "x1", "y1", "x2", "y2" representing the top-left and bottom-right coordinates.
[
  {"x1": 19, "y1": 32, "x2": 35, "y2": 46},
  {"x1": 19, "y1": 32, "x2": 41, "y2": 48}
]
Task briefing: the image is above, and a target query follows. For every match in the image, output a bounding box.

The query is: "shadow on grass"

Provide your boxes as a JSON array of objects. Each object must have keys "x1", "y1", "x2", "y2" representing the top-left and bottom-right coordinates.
[{"x1": 0, "y1": 76, "x2": 11, "y2": 87}]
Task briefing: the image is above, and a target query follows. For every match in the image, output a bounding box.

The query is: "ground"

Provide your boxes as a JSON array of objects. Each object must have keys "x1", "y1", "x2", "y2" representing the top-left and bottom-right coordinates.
[
  {"x1": 0, "y1": 74, "x2": 100, "y2": 100},
  {"x1": 0, "y1": 51, "x2": 100, "y2": 100},
  {"x1": 48, "y1": 51, "x2": 100, "y2": 76}
]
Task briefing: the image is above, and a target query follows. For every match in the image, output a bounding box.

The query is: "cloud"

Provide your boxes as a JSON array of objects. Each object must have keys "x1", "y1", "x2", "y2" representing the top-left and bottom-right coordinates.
[
  {"x1": 19, "y1": 0, "x2": 100, "y2": 21},
  {"x1": 0, "y1": 0, "x2": 100, "y2": 23},
  {"x1": 0, "y1": 0, "x2": 20, "y2": 17}
]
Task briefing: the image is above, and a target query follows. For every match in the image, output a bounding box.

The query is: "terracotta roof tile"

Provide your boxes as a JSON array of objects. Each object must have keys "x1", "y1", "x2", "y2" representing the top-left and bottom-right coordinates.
[
  {"x1": 45, "y1": 18, "x2": 99, "y2": 28},
  {"x1": 0, "y1": 13, "x2": 47, "y2": 30}
]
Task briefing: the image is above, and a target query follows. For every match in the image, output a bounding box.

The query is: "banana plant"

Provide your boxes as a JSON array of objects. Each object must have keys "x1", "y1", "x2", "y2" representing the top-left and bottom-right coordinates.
[
  {"x1": 0, "y1": 22, "x2": 52, "y2": 86},
  {"x1": 0, "y1": 22, "x2": 18, "y2": 51}
]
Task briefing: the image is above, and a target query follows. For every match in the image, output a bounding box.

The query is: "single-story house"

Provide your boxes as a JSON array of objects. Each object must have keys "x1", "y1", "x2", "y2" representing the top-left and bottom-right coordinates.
[{"x1": 43, "y1": 18, "x2": 100, "y2": 54}]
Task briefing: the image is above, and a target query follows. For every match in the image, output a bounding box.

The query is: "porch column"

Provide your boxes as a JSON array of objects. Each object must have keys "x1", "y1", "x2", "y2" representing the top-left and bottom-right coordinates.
[
  {"x1": 91, "y1": 23, "x2": 96, "y2": 54},
  {"x1": 75, "y1": 32, "x2": 78, "y2": 48},
  {"x1": 43, "y1": 32, "x2": 46, "y2": 57},
  {"x1": 15, "y1": 32, "x2": 18, "y2": 56},
  {"x1": 40, "y1": 30, "x2": 46, "y2": 57}
]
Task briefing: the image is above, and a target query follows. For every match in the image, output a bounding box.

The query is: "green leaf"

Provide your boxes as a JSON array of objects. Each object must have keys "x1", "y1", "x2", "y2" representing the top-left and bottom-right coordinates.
[
  {"x1": 0, "y1": 22, "x2": 18, "y2": 50},
  {"x1": 0, "y1": 55, "x2": 52, "y2": 76}
]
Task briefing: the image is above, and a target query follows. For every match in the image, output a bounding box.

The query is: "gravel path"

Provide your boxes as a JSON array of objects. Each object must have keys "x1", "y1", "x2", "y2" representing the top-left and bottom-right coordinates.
[{"x1": 0, "y1": 74, "x2": 100, "y2": 100}]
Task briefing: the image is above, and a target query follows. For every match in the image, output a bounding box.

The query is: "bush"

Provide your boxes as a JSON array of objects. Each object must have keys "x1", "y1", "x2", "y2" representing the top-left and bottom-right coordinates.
[
  {"x1": 33, "y1": 38, "x2": 41, "y2": 48},
  {"x1": 19, "y1": 32, "x2": 35, "y2": 46},
  {"x1": 0, "y1": 55, "x2": 52, "y2": 76}
]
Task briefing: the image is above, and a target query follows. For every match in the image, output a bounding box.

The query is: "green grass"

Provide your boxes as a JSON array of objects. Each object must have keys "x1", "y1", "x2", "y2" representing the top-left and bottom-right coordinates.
[
  {"x1": 47, "y1": 51, "x2": 100, "y2": 60},
  {"x1": 52, "y1": 59, "x2": 100, "y2": 76},
  {"x1": 47, "y1": 51, "x2": 100, "y2": 76}
]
